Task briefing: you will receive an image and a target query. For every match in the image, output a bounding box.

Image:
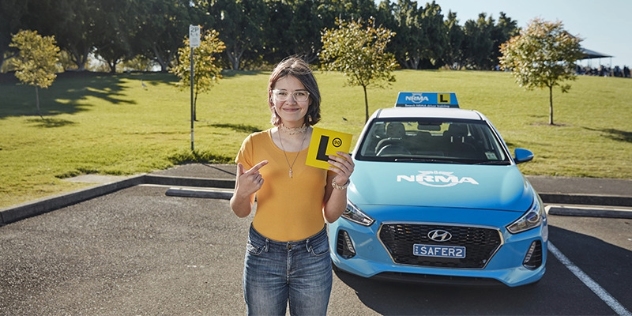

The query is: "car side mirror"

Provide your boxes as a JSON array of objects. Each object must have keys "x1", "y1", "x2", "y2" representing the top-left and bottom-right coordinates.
[{"x1": 514, "y1": 148, "x2": 534, "y2": 164}]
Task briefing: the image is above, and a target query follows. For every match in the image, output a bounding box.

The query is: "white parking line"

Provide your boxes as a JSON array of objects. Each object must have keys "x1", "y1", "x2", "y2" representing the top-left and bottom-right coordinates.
[{"x1": 549, "y1": 242, "x2": 631, "y2": 316}]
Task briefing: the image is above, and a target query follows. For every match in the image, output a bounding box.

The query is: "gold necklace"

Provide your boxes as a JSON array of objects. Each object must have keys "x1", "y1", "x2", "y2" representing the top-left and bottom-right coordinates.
[{"x1": 278, "y1": 129, "x2": 308, "y2": 178}]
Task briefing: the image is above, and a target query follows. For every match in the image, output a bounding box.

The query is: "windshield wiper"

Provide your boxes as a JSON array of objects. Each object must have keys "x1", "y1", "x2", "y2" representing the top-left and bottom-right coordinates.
[
  {"x1": 394, "y1": 158, "x2": 459, "y2": 163},
  {"x1": 475, "y1": 160, "x2": 511, "y2": 165}
]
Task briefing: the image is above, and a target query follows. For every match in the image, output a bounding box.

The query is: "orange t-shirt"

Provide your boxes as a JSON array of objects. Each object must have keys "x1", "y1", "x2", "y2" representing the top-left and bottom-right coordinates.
[{"x1": 236, "y1": 130, "x2": 328, "y2": 241}]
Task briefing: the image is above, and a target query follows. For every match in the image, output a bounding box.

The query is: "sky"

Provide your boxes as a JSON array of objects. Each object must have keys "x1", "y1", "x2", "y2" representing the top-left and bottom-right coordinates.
[{"x1": 434, "y1": 0, "x2": 632, "y2": 68}]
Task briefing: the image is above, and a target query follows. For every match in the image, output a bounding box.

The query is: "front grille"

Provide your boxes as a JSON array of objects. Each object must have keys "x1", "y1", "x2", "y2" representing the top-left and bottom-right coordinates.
[{"x1": 379, "y1": 223, "x2": 502, "y2": 268}]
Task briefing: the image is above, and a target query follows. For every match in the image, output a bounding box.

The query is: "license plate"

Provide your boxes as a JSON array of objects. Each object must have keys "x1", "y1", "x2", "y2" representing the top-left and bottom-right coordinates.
[{"x1": 413, "y1": 244, "x2": 466, "y2": 258}]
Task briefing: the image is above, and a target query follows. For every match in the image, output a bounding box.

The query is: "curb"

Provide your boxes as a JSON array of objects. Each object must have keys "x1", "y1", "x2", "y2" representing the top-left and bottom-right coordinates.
[
  {"x1": 538, "y1": 193, "x2": 632, "y2": 208},
  {"x1": 144, "y1": 174, "x2": 234, "y2": 189},
  {"x1": 1, "y1": 175, "x2": 144, "y2": 226},
  {"x1": 2, "y1": 175, "x2": 631, "y2": 226},
  {"x1": 165, "y1": 187, "x2": 233, "y2": 200},
  {"x1": 546, "y1": 205, "x2": 632, "y2": 219},
  {"x1": 0, "y1": 174, "x2": 232, "y2": 226}
]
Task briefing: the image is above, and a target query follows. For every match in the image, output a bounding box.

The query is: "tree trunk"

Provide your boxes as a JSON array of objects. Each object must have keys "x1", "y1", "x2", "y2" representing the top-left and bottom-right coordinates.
[
  {"x1": 410, "y1": 56, "x2": 420, "y2": 69},
  {"x1": 153, "y1": 45, "x2": 169, "y2": 72},
  {"x1": 226, "y1": 48, "x2": 243, "y2": 71},
  {"x1": 549, "y1": 85, "x2": 554, "y2": 125},
  {"x1": 363, "y1": 85, "x2": 369, "y2": 123},
  {"x1": 70, "y1": 47, "x2": 90, "y2": 71},
  {"x1": 35, "y1": 86, "x2": 43, "y2": 119}
]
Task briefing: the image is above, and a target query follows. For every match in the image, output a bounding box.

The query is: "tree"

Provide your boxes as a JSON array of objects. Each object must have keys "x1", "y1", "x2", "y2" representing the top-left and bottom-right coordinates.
[
  {"x1": 0, "y1": 0, "x2": 28, "y2": 70},
  {"x1": 281, "y1": 0, "x2": 326, "y2": 62},
  {"x1": 418, "y1": 1, "x2": 447, "y2": 68},
  {"x1": 10, "y1": 30, "x2": 61, "y2": 118},
  {"x1": 24, "y1": 0, "x2": 98, "y2": 71},
  {"x1": 320, "y1": 18, "x2": 397, "y2": 122},
  {"x1": 207, "y1": 0, "x2": 265, "y2": 70},
  {"x1": 170, "y1": 29, "x2": 225, "y2": 121},
  {"x1": 133, "y1": 0, "x2": 194, "y2": 72},
  {"x1": 488, "y1": 12, "x2": 519, "y2": 69},
  {"x1": 374, "y1": 0, "x2": 397, "y2": 30},
  {"x1": 443, "y1": 10, "x2": 464, "y2": 68},
  {"x1": 263, "y1": 0, "x2": 325, "y2": 64},
  {"x1": 390, "y1": 0, "x2": 423, "y2": 69},
  {"x1": 91, "y1": 0, "x2": 138, "y2": 73},
  {"x1": 499, "y1": 18, "x2": 583, "y2": 125},
  {"x1": 54, "y1": 0, "x2": 98, "y2": 71},
  {"x1": 461, "y1": 13, "x2": 494, "y2": 69}
]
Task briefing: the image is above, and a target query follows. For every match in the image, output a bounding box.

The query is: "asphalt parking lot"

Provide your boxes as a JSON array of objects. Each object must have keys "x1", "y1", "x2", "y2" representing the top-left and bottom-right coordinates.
[{"x1": 1, "y1": 165, "x2": 631, "y2": 315}]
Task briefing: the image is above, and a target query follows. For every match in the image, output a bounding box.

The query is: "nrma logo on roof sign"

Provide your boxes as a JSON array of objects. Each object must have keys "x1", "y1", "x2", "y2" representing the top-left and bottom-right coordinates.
[
  {"x1": 397, "y1": 171, "x2": 479, "y2": 187},
  {"x1": 407, "y1": 93, "x2": 429, "y2": 103},
  {"x1": 395, "y1": 92, "x2": 459, "y2": 108}
]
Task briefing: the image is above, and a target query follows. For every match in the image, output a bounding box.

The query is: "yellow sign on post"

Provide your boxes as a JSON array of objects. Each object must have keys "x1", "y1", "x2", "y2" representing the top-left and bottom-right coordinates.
[{"x1": 306, "y1": 127, "x2": 353, "y2": 170}]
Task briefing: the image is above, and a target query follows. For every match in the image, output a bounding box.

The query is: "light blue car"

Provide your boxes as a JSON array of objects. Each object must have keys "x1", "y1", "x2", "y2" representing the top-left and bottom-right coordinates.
[{"x1": 329, "y1": 92, "x2": 548, "y2": 287}]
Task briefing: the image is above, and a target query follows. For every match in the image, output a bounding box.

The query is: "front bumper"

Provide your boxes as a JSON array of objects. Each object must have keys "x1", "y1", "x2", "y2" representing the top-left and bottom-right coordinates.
[{"x1": 329, "y1": 216, "x2": 547, "y2": 287}]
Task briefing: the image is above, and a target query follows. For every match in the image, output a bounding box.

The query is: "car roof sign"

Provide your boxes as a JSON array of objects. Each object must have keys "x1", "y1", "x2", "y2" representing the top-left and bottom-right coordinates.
[{"x1": 395, "y1": 92, "x2": 459, "y2": 108}]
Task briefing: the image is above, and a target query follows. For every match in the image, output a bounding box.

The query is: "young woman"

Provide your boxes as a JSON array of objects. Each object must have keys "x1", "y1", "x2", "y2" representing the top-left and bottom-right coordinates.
[{"x1": 229, "y1": 56, "x2": 354, "y2": 315}]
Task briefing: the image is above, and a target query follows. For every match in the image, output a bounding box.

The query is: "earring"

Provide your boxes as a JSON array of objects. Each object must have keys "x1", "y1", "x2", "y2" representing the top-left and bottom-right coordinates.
[{"x1": 308, "y1": 115, "x2": 313, "y2": 123}]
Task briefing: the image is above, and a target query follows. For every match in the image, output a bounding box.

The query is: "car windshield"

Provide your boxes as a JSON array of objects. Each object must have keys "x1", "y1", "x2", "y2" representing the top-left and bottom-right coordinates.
[{"x1": 356, "y1": 118, "x2": 510, "y2": 164}]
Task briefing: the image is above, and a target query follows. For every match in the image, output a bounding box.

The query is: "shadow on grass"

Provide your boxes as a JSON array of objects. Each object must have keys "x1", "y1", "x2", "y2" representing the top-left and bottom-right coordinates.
[
  {"x1": 167, "y1": 120, "x2": 262, "y2": 165},
  {"x1": 0, "y1": 71, "x2": 177, "y2": 120},
  {"x1": 505, "y1": 139, "x2": 548, "y2": 149},
  {"x1": 210, "y1": 123, "x2": 263, "y2": 134},
  {"x1": 168, "y1": 148, "x2": 232, "y2": 165},
  {"x1": 26, "y1": 117, "x2": 76, "y2": 128},
  {"x1": 584, "y1": 127, "x2": 632, "y2": 143},
  {"x1": 55, "y1": 166, "x2": 101, "y2": 179},
  {"x1": 527, "y1": 114, "x2": 547, "y2": 120}
]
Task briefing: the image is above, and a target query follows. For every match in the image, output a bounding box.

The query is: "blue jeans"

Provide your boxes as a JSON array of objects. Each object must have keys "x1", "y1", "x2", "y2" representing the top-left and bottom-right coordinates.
[{"x1": 243, "y1": 225, "x2": 332, "y2": 316}]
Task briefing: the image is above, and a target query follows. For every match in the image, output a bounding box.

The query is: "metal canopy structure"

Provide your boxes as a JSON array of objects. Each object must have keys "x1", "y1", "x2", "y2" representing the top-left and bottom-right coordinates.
[
  {"x1": 579, "y1": 47, "x2": 613, "y2": 68},
  {"x1": 581, "y1": 48, "x2": 612, "y2": 60}
]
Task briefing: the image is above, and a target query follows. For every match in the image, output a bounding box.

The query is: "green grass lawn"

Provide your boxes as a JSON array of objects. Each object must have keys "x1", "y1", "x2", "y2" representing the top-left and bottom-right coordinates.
[{"x1": 1, "y1": 70, "x2": 631, "y2": 208}]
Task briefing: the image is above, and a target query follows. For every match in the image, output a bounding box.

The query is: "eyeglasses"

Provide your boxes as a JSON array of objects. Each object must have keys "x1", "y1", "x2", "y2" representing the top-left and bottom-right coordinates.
[{"x1": 272, "y1": 89, "x2": 310, "y2": 102}]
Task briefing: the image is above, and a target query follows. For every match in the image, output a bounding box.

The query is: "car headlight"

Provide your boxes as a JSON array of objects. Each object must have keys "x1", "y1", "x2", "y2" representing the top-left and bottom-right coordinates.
[
  {"x1": 341, "y1": 201, "x2": 375, "y2": 226},
  {"x1": 506, "y1": 196, "x2": 545, "y2": 234}
]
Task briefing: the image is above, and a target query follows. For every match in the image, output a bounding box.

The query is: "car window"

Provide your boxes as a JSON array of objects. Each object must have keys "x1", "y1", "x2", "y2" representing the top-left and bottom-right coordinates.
[{"x1": 357, "y1": 119, "x2": 509, "y2": 164}]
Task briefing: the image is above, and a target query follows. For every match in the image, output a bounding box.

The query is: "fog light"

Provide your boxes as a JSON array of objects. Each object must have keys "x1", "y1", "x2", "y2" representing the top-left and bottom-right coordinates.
[
  {"x1": 336, "y1": 230, "x2": 356, "y2": 259},
  {"x1": 523, "y1": 240, "x2": 542, "y2": 269}
]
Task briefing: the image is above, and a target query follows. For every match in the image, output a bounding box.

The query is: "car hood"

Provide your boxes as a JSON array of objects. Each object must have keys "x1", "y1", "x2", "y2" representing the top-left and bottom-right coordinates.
[{"x1": 348, "y1": 161, "x2": 536, "y2": 212}]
